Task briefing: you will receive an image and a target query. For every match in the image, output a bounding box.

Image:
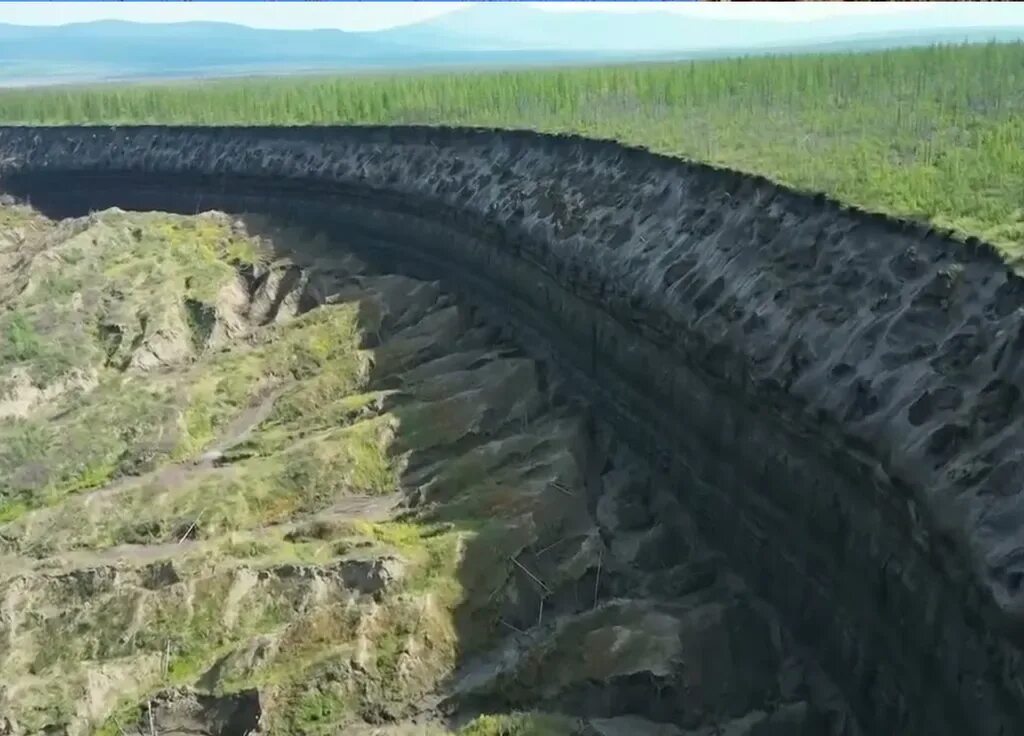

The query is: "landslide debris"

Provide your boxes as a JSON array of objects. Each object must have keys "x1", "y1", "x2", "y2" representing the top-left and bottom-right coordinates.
[{"x1": 0, "y1": 203, "x2": 842, "y2": 735}]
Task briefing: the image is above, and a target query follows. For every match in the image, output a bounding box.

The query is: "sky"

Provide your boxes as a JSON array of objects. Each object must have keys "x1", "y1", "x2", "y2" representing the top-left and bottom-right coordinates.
[{"x1": 3, "y1": 1, "x2": 1022, "y2": 32}]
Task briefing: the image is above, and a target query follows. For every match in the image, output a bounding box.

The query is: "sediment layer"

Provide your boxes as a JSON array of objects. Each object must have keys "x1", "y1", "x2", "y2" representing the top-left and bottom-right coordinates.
[{"x1": 1, "y1": 126, "x2": 1023, "y2": 734}]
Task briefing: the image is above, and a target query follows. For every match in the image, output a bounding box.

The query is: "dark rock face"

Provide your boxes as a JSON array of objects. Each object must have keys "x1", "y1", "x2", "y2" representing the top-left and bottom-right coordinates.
[
  {"x1": 137, "y1": 687, "x2": 262, "y2": 735},
  {"x1": 2, "y1": 125, "x2": 1023, "y2": 734}
]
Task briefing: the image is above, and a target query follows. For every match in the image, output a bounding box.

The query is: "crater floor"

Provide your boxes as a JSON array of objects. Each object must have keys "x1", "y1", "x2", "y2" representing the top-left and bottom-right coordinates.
[{"x1": 0, "y1": 203, "x2": 845, "y2": 735}]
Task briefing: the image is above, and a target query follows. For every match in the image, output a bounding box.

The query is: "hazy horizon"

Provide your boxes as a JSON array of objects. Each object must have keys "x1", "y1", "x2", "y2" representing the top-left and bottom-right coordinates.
[
  {"x1": 4, "y1": 1, "x2": 1024, "y2": 32},
  {"x1": 3, "y1": 1, "x2": 1024, "y2": 88}
]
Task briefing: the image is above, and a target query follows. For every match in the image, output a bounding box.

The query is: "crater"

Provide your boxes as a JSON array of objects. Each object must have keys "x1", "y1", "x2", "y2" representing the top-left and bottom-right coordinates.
[{"x1": 3, "y1": 125, "x2": 1024, "y2": 736}]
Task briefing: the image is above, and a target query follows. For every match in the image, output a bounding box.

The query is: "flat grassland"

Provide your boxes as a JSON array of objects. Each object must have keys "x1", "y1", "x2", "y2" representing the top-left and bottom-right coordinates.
[{"x1": 1, "y1": 42, "x2": 1022, "y2": 259}]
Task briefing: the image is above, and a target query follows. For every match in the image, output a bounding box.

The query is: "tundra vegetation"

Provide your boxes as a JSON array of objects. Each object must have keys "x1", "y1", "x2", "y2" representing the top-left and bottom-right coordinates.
[
  {"x1": 1, "y1": 42, "x2": 1022, "y2": 260},
  {"x1": 0, "y1": 204, "x2": 591, "y2": 734}
]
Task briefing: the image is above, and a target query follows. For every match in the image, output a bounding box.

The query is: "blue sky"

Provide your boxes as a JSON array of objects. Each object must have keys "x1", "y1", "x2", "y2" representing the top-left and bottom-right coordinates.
[{"x1": 4, "y1": 1, "x2": 1024, "y2": 31}]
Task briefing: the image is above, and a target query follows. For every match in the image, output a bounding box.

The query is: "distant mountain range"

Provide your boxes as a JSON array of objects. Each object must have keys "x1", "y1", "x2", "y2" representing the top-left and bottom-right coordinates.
[
  {"x1": 2, "y1": 3, "x2": 1023, "y2": 87},
  {"x1": 0, "y1": 20, "x2": 607, "y2": 87},
  {"x1": 412, "y1": 2, "x2": 1024, "y2": 52}
]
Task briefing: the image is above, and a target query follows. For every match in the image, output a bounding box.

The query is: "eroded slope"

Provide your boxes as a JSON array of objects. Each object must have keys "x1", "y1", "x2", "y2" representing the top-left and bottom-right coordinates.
[{"x1": 0, "y1": 204, "x2": 836, "y2": 735}]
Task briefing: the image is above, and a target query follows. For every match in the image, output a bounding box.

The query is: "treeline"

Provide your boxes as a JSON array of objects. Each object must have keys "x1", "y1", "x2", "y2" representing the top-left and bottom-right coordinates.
[{"x1": 1, "y1": 42, "x2": 1022, "y2": 257}]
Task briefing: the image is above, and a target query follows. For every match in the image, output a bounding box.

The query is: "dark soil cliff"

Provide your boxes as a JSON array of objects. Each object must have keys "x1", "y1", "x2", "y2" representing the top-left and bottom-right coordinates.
[{"x1": 2, "y1": 126, "x2": 1023, "y2": 735}]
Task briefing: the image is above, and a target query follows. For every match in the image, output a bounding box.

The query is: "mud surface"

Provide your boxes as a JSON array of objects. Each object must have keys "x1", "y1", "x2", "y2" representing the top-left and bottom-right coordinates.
[{"x1": 1, "y1": 126, "x2": 1024, "y2": 734}]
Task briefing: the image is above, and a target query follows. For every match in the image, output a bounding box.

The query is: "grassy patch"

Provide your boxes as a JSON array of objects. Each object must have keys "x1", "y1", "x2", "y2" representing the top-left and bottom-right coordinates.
[
  {"x1": 0, "y1": 211, "x2": 375, "y2": 524},
  {"x1": 459, "y1": 713, "x2": 578, "y2": 736},
  {"x1": 0, "y1": 499, "x2": 29, "y2": 523},
  {"x1": 0, "y1": 377, "x2": 180, "y2": 505},
  {"x1": 152, "y1": 578, "x2": 289, "y2": 685},
  {"x1": 0, "y1": 209, "x2": 282, "y2": 512},
  {"x1": 0, "y1": 309, "x2": 79, "y2": 386},
  {"x1": 0, "y1": 211, "x2": 264, "y2": 389},
  {"x1": 278, "y1": 687, "x2": 352, "y2": 735},
  {"x1": 0, "y1": 303, "x2": 378, "y2": 551},
  {"x1": 2, "y1": 311, "x2": 42, "y2": 362},
  {"x1": 178, "y1": 303, "x2": 367, "y2": 454},
  {"x1": 17, "y1": 409, "x2": 399, "y2": 552}
]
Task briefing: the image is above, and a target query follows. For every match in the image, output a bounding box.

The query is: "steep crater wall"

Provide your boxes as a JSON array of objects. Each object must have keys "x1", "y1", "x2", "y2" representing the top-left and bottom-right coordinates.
[{"x1": 2, "y1": 126, "x2": 1023, "y2": 735}]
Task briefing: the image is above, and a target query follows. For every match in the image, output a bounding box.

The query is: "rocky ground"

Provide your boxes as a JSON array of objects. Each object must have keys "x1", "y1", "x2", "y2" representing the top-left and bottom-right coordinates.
[{"x1": 0, "y1": 202, "x2": 843, "y2": 735}]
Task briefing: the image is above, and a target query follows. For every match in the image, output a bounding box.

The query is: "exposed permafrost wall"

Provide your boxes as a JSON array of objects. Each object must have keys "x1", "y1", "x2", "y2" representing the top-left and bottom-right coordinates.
[{"x1": 2, "y1": 126, "x2": 1024, "y2": 734}]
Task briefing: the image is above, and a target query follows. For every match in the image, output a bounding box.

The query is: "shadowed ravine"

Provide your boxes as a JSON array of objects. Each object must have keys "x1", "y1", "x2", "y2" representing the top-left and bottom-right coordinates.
[{"x1": 2, "y1": 126, "x2": 1024, "y2": 735}]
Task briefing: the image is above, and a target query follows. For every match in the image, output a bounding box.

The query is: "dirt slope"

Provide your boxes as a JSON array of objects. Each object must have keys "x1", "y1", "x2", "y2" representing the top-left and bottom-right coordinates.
[{"x1": 0, "y1": 203, "x2": 842, "y2": 735}]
